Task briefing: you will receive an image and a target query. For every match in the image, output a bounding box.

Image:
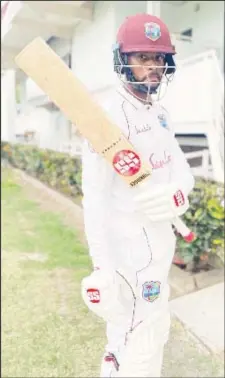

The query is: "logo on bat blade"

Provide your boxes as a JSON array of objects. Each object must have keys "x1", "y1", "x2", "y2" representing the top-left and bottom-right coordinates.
[{"x1": 113, "y1": 150, "x2": 141, "y2": 176}]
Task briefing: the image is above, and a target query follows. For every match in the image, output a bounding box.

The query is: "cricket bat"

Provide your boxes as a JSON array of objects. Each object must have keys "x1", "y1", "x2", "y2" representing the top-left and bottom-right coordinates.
[{"x1": 15, "y1": 37, "x2": 195, "y2": 242}]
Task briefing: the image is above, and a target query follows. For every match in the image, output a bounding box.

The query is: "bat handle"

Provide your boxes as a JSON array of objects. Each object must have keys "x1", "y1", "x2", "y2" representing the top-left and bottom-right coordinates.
[{"x1": 172, "y1": 217, "x2": 196, "y2": 243}]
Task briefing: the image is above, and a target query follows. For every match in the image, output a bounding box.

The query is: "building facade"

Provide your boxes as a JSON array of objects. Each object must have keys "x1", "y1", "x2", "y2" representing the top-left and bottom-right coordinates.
[{"x1": 1, "y1": 1, "x2": 224, "y2": 181}]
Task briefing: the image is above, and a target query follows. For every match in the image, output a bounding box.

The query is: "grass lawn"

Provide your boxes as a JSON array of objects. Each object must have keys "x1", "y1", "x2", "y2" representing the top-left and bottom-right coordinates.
[
  {"x1": 2, "y1": 168, "x2": 224, "y2": 378},
  {"x1": 2, "y1": 168, "x2": 105, "y2": 377}
]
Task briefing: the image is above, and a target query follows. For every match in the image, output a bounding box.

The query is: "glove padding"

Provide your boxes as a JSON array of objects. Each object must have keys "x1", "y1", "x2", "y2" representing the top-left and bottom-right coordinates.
[
  {"x1": 133, "y1": 182, "x2": 189, "y2": 222},
  {"x1": 81, "y1": 269, "x2": 134, "y2": 325}
]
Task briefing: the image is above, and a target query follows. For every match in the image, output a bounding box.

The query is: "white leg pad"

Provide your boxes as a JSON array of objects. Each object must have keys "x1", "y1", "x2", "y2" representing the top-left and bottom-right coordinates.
[{"x1": 114, "y1": 311, "x2": 171, "y2": 377}]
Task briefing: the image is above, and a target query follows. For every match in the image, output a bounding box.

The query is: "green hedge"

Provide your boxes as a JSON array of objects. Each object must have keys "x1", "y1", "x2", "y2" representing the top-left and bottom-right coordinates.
[
  {"x1": 1, "y1": 141, "x2": 224, "y2": 266},
  {"x1": 176, "y1": 178, "x2": 224, "y2": 267},
  {"x1": 1, "y1": 142, "x2": 82, "y2": 201}
]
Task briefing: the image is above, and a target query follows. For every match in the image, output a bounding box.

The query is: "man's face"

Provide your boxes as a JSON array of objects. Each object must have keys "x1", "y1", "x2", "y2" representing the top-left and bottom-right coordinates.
[{"x1": 127, "y1": 52, "x2": 166, "y2": 87}]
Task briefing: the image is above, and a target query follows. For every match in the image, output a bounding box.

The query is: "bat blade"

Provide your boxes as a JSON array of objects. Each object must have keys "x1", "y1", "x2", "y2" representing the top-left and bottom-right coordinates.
[{"x1": 15, "y1": 37, "x2": 151, "y2": 187}]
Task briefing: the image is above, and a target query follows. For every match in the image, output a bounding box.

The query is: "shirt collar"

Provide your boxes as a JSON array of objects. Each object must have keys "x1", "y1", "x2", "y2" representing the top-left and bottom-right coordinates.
[{"x1": 116, "y1": 85, "x2": 153, "y2": 111}]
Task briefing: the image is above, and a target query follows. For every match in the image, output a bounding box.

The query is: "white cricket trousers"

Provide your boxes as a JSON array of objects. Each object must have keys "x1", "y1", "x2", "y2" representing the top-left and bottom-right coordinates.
[
  {"x1": 100, "y1": 309, "x2": 170, "y2": 377},
  {"x1": 99, "y1": 215, "x2": 175, "y2": 377}
]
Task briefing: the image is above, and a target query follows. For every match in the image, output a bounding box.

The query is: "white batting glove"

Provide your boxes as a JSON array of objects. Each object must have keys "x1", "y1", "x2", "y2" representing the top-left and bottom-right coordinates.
[
  {"x1": 81, "y1": 269, "x2": 131, "y2": 325},
  {"x1": 133, "y1": 182, "x2": 190, "y2": 222}
]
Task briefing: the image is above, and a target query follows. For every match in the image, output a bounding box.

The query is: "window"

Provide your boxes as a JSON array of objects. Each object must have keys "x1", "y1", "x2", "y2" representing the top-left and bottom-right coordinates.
[
  {"x1": 180, "y1": 28, "x2": 193, "y2": 42},
  {"x1": 181, "y1": 28, "x2": 193, "y2": 38},
  {"x1": 63, "y1": 53, "x2": 72, "y2": 68}
]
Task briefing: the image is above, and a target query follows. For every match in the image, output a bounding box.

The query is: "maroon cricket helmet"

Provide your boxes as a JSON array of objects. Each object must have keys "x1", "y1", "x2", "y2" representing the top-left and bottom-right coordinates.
[{"x1": 116, "y1": 13, "x2": 176, "y2": 55}]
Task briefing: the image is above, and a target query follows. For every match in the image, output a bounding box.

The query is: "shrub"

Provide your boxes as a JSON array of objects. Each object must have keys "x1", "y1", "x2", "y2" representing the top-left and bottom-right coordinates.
[
  {"x1": 1, "y1": 142, "x2": 82, "y2": 201},
  {"x1": 176, "y1": 178, "x2": 224, "y2": 268}
]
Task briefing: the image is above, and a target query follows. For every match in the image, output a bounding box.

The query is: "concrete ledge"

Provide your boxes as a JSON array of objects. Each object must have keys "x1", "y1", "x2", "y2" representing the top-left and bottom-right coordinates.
[
  {"x1": 168, "y1": 264, "x2": 196, "y2": 299},
  {"x1": 194, "y1": 267, "x2": 224, "y2": 290},
  {"x1": 170, "y1": 283, "x2": 224, "y2": 354},
  {"x1": 169, "y1": 263, "x2": 224, "y2": 300}
]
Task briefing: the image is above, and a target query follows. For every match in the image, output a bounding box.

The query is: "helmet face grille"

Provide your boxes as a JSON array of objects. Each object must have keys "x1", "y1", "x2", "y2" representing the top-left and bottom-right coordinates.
[{"x1": 113, "y1": 45, "x2": 176, "y2": 101}]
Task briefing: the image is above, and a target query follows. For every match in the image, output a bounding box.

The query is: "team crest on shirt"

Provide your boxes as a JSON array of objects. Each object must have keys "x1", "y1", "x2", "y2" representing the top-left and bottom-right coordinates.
[
  {"x1": 144, "y1": 22, "x2": 161, "y2": 41},
  {"x1": 158, "y1": 113, "x2": 168, "y2": 128},
  {"x1": 142, "y1": 281, "x2": 161, "y2": 303}
]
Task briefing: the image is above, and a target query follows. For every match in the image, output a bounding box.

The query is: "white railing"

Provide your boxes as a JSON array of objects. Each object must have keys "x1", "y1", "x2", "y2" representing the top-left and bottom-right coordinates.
[
  {"x1": 211, "y1": 52, "x2": 224, "y2": 163},
  {"x1": 58, "y1": 142, "x2": 82, "y2": 156},
  {"x1": 162, "y1": 49, "x2": 224, "y2": 183},
  {"x1": 176, "y1": 49, "x2": 220, "y2": 68},
  {"x1": 185, "y1": 149, "x2": 212, "y2": 180},
  {"x1": 14, "y1": 130, "x2": 39, "y2": 146},
  {"x1": 207, "y1": 51, "x2": 224, "y2": 183}
]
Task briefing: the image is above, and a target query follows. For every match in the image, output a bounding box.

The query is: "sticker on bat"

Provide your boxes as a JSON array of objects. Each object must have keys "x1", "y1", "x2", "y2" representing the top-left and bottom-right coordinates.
[
  {"x1": 113, "y1": 150, "x2": 141, "y2": 176},
  {"x1": 102, "y1": 137, "x2": 122, "y2": 154}
]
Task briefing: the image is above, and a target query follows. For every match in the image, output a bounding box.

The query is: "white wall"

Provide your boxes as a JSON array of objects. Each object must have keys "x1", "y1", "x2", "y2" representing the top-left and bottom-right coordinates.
[
  {"x1": 1, "y1": 70, "x2": 17, "y2": 142},
  {"x1": 71, "y1": 1, "x2": 117, "y2": 92},
  {"x1": 14, "y1": 105, "x2": 72, "y2": 150},
  {"x1": 15, "y1": 106, "x2": 52, "y2": 148},
  {"x1": 114, "y1": 1, "x2": 147, "y2": 30},
  {"x1": 26, "y1": 78, "x2": 46, "y2": 100},
  {"x1": 71, "y1": 1, "x2": 149, "y2": 94},
  {"x1": 160, "y1": 52, "x2": 215, "y2": 132},
  {"x1": 161, "y1": 1, "x2": 224, "y2": 68},
  {"x1": 1, "y1": 73, "x2": 9, "y2": 141}
]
